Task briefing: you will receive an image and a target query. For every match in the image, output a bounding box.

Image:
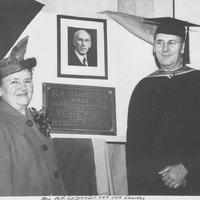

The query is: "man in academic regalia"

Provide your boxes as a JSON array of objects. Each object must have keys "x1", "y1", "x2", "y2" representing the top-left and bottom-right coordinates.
[{"x1": 126, "y1": 17, "x2": 200, "y2": 195}]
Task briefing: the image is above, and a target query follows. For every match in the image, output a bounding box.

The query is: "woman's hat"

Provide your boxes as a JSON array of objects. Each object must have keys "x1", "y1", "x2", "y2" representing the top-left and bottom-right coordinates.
[{"x1": 0, "y1": 36, "x2": 36, "y2": 78}]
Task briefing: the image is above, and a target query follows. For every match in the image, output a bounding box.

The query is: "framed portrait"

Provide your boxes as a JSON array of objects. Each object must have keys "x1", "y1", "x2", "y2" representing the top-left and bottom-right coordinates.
[{"x1": 57, "y1": 15, "x2": 108, "y2": 79}]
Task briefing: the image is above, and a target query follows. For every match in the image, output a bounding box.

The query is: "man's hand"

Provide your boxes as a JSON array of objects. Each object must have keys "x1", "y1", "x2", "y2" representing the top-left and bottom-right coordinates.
[{"x1": 158, "y1": 163, "x2": 188, "y2": 189}]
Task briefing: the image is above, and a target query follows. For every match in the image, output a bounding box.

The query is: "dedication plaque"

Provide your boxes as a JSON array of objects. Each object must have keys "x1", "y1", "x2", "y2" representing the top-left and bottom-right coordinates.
[{"x1": 42, "y1": 83, "x2": 116, "y2": 135}]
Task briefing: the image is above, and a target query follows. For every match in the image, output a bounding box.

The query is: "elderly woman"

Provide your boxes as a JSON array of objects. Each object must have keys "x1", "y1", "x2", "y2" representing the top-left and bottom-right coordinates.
[{"x1": 0, "y1": 36, "x2": 66, "y2": 196}]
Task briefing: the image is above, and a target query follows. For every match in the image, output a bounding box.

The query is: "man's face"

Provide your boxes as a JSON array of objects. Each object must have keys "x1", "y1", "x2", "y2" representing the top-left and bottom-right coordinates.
[
  {"x1": 73, "y1": 30, "x2": 91, "y2": 56},
  {"x1": 154, "y1": 33, "x2": 184, "y2": 70},
  {"x1": 0, "y1": 69, "x2": 33, "y2": 111}
]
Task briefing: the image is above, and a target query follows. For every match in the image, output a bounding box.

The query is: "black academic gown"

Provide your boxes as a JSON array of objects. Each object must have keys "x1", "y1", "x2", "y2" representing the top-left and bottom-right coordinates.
[{"x1": 126, "y1": 66, "x2": 200, "y2": 195}]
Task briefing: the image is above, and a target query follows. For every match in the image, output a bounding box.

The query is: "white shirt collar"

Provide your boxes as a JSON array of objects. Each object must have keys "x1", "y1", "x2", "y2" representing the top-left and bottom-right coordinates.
[{"x1": 75, "y1": 50, "x2": 88, "y2": 66}]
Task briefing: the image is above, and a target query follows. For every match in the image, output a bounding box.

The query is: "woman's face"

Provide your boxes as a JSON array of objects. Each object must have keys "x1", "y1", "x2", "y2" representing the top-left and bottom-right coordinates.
[{"x1": 0, "y1": 69, "x2": 33, "y2": 112}]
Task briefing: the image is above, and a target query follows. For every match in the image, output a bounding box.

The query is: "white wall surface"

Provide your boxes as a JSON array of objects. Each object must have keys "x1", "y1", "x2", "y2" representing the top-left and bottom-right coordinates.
[
  {"x1": 118, "y1": 0, "x2": 154, "y2": 17},
  {"x1": 154, "y1": 0, "x2": 173, "y2": 17},
  {"x1": 14, "y1": 0, "x2": 200, "y2": 141},
  {"x1": 21, "y1": 12, "x2": 155, "y2": 142}
]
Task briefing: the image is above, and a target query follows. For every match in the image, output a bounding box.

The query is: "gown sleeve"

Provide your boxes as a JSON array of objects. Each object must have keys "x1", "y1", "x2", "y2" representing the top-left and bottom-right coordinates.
[{"x1": 126, "y1": 78, "x2": 162, "y2": 184}]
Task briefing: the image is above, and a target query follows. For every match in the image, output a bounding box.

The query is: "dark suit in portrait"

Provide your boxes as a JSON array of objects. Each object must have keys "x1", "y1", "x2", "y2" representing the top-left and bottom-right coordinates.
[{"x1": 68, "y1": 50, "x2": 97, "y2": 67}]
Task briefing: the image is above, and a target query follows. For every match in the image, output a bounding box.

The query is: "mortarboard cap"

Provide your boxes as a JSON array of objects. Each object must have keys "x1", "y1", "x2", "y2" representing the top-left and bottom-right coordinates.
[
  {"x1": 0, "y1": 36, "x2": 36, "y2": 79},
  {"x1": 0, "y1": 0, "x2": 44, "y2": 59},
  {"x1": 144, "y1": 17, "x2": 200, "y2": 64}
]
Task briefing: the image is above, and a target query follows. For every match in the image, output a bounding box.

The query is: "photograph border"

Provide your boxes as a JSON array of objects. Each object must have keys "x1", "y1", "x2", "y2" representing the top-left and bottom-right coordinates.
[{"x1": 57, "y1": 15, "x2": 108, "y2": 79}]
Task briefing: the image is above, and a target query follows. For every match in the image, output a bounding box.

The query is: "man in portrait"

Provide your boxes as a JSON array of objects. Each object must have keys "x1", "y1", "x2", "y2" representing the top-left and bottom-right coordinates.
[{"x1": 68, "y1": 29, "x2": 97, "y2": 67}]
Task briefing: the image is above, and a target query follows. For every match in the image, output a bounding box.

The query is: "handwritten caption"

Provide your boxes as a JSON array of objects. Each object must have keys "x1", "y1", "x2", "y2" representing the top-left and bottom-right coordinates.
[{"x1": 41, "y1": 196, "x2": 145, "y2": 200}]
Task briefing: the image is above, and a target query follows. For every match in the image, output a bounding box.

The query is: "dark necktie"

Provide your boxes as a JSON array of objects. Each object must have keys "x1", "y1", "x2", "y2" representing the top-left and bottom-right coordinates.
[{"x1": 83, "y1": 57, "x2": 87, "y2": 66}]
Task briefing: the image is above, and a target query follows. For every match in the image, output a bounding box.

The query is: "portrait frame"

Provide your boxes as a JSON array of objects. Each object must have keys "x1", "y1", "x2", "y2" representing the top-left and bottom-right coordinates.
[{"x1": 57, "y1": 15, "x2": 108, "y2": 79}]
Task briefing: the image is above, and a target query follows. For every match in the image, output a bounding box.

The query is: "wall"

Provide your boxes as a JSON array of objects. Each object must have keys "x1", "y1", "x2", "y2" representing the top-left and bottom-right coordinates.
[
  {"x1": 18, "y1": 0, "x2": 136, "y2": 142},
  {"x1": 154, "y1": 0, "x2": 173, "y2": 17},
  {"x1": 118, "y1": 0, "x2": 154, "y2": 17},
  {"x1": 16, "y1": 0, "x2": 200, "y2": 142},
  {"x1": 13, "y1": 0, "x2": 159, "y2": 142}
]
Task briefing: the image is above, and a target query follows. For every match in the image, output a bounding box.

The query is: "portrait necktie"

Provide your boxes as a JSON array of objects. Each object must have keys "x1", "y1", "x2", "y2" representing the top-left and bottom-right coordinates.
[{"x1": 83, "y1": 57, "x2": 87, "y2": 66}]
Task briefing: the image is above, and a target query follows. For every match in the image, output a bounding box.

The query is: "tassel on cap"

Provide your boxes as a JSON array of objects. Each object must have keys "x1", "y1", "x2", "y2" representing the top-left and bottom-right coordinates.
[{"x1": 183, "y1": 26, "x2": 190, "y2": 64}]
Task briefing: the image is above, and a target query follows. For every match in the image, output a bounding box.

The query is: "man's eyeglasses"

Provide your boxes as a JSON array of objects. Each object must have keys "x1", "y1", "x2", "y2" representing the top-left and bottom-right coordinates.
[{"x1": 154, "y1": 40, "x2": 183, "y2": 49}]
